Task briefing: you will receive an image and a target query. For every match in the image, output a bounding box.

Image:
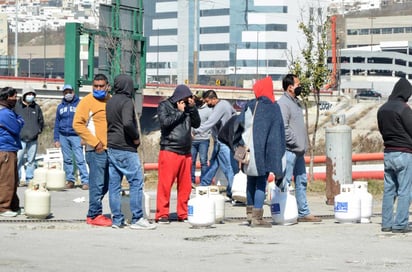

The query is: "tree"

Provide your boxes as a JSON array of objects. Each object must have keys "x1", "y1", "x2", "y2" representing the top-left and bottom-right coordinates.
[{"x1": 289, "y1": 6, "x2": 331, "y2": 183}]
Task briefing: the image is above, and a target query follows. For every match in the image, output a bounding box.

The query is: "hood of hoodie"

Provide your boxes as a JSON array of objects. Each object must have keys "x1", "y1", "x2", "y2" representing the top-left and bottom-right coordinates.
[
  {"x1": 22, "y1": 86, "x2": 36, "y2": 98},
  {"x1": 253, "y1": 76, "x2": 275, "y2": 103},
  {"x1": 388, "y1": 78, "x2": 412, "y2": 102},
  {"x1": 113, "y1": 74, "x2": 135, "y2": 97},
  {"x1": 170, "y1": 84, "x2": 193, "y2": 103}
]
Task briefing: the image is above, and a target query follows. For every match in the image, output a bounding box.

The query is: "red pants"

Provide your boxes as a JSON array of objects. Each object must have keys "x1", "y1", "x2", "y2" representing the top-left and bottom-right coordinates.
[
  {"x1": 0, "y1": 151, "x2": 20, "y2": 212},
  {"x1": 156, "y1": 150, "x2": 192, "y2": 220}
]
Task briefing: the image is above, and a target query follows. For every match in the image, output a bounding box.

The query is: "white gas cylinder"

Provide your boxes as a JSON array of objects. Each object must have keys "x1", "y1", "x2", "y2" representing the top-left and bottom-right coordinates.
[
  {"x1": 24, "y1": 183, "x2": 51, "y2": 219},
  {"x1": 271, "y1": 185, "x2": 298, "y2": 225},
  {"x1": 231, "y1": 170, "x2": 247, "y2": 203},
  {"x1": 353, "y1": 181, "x2": 373, "y2": 223},
  {"x1": 46, "y1": 168, "x2": 66, "y2": 191},
  {"x1": 208, "y1": 185, "x2": 225, "y2": 223},
  {"x1": 334, "y1": 184, "x2": 361, "y2": 223},
  {"x1": 33, "y1": 167, "x2": 48, "y2": 185},
  {"x1": 188, "y1": 186, "x2": 215, "y2": 227},
  {"x1": 121, "y1": 189, "x2": 151, "y2": 221}
]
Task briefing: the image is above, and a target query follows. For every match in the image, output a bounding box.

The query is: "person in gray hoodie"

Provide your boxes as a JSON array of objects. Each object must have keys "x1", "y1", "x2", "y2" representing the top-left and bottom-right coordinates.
[
  {"x1": 377, "y1": 77, "x2": 412, "y2": 233},
  {"x1": 14, "y1": 86, "x2": 44, "y2": 185},
  {"x1": 277, "y1": 74, "x2": 321, "y2": 223}
]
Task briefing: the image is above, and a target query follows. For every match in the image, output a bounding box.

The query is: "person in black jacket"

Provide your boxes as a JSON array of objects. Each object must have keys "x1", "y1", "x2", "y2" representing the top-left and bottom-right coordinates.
[
  {"x1": 106, "y1": 74, "x2": 156, "y2": 230},
  {"x1": 155, "y1": 84, "x2": 200, "y2": 223},
  {"x1": 14, "y1": 86, "x2": 44, "y2": 185}
]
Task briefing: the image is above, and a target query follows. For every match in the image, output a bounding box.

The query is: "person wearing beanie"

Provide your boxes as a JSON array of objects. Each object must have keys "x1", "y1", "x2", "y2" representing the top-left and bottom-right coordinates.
[
  {"x1": 0, "y1": 87, "x2": 25, "y2": 217},
  {"x1": 155, "y1": 84, "x2": 200, "y2": 223},
  {"x1": 14, "y1": 86, "x2": 44, "y2": 185},
  {"x1": 233, "y1": 76, "x2": 285, "y2": 227},
  {"x1": 377, "y1": 77, "x2": 412, "y2": 233},
  {"x1": 53, "y1": 84, "x2": 89, "y2": 190}
]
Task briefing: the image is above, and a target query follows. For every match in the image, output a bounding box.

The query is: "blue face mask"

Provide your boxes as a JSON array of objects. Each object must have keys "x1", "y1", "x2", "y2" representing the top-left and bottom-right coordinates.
[
  {"x1": 93, "y1": 90, "x2": 107, "y2": 100},
  {"x1": 25, "y1": 95, "x2": 35, "y2": 103}
]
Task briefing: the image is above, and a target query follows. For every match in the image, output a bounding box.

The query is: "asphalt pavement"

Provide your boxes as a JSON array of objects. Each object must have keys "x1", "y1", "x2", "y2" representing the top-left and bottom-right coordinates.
[{"x1": 0, "y1": 186, "x2": 411, "y2": 272}]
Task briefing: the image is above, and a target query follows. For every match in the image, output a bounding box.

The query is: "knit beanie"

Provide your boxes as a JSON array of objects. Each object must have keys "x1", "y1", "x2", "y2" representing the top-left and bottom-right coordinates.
[{"x1": 170, "y1": 84, "x2": 193, "y2": 103}]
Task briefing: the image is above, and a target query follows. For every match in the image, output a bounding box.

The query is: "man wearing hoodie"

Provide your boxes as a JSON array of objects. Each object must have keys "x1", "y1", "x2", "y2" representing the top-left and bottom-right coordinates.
[
  {"x1": 53, "y1": 84, "x2": 89, "y2": 190},
  {"x1": 155, "y1": 84, "x2": 200, "y2": 224},
  {"x1": 277, "y1": 74, "x2": 321, "y2": 223},
  {"x1": 106, "y1": 74, "x2": 156, "y2": 230},
  {"x1": 14, "y1": 86, "x2": 44, "y2": 185},
  {"x1": 377, "y1": 77, "x2": 412, "y2": 234}
]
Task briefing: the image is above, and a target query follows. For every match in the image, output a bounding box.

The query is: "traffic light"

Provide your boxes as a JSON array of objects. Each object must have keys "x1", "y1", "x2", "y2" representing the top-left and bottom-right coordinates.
[
  {"x1": 216, "y1": 79, "x2": 221, "y2": 86},
  {"x1": 185, "y1": 79, "x2": 189, "y2": 84}
]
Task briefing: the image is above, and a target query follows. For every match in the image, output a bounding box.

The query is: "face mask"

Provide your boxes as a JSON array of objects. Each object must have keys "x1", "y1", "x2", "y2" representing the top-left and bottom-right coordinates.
[
  {"x1": 25, "y1": 95, "x2": 35, "y2": 103},
  {"x1": 294, "y1": 86, "x2": 302, "y2": 97},
  {"x1": 64, "y1": 93, "x2": 74, "y2": 101},
  {"x1": 93, "y1": 90, "x2": 107, "y2": 100},
  {"x1": 7, "y1": 99, "x2": 17, "y2": 108}
]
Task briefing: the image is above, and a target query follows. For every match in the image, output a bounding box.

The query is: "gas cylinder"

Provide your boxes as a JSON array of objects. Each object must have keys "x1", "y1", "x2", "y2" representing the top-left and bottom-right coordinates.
[
  {"x1": 121, "y1": 189, "x2": 151, "y2": 222},
  {"x1": 353, "y1": 181, "x2": 373, "y2": 223},
  {"x1": 33, "y1": 167, "x2": 48, "y2": 185},
  {"x1": 271, "y1": 185, "x2": 298, "y2": 225},
  {"x1": 24, "y1": 183, "x2": 51, "y2": 219},
  {"x1": 46, "y1": 168, "x2": 66, "y2": 191},
  {"x1": 334, "y1": 184, "x2": 361, "y2": 223},
  {"x1": 208, "y1": 185, "x2": 225, "y2": 223},
  {"x1": 188, "y1": 186, "x2": 215, "y2": 227},
  {"x1": 231, "y1": 170, "x2": 247, "y2": 203}
]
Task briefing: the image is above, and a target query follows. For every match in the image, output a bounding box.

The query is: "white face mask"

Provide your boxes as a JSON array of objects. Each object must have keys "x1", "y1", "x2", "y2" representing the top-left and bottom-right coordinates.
[
  {"x1": 25, "y1": 95, "x2": 35, "y2": 103},
  {"x1": 64, "y1": 93, "x2": 74, "y2": 101}
]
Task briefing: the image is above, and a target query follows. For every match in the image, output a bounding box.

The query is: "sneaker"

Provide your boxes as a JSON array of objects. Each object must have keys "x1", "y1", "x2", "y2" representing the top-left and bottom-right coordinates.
[
  {"x1": 66, "y1": 181, "x2": 75, "y2": 189},
  {"x1": 86, "y1": 215, "x2": 112, "y2": 227},
  {"x1": 81, "y1": 184, "x2": 89, "y2": 190},
  {"x1": 392, "y1": 228, "x2": 411, "y2": 233},
  {"x1": 0, "y1": 210, "x2": 18, "y2": 217},
  {"x1": 297, "y1": 214, "x2": 322, "y2": 223},
  {"x1": 178, "y1": 218, "x2": 188, "y2": 223},
  {"x1": 16, "y1": 207, "x2": 25, "y2": 216},
  {"x1": 130, "y1": 218, "x2": 157, "y2": 230},
  {"x1": 156, "y1": 217, "x2": 170, "y2": 224},
  {"x1": 381, "y1": 227, "x2": 392, "y2": 232},
  {"x1": 111, "y1": 223, "x2": 128, "y2": 229}
]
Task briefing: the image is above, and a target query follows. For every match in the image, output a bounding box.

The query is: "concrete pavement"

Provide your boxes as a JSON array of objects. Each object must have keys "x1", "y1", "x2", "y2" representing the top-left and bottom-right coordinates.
[{"x1": 0, "y1": 187, "x2": 411, "y2": 272}]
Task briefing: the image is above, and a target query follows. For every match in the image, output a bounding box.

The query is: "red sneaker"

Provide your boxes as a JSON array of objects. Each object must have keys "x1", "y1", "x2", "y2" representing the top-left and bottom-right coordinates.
[{"x1": 86, "y1": 215, "x2": 112, "y2": 227}]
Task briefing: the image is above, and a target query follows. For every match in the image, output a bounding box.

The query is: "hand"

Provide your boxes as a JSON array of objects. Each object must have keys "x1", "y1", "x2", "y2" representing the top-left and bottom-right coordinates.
[
  {"x1": 54, "y1": 141, "x2": 61, "y2": 148},
  {"x1": 95, "y1": 141, "x2": 104, "y2": 153},
  {"x1": 133, "y1": 139, "x2": 140, "y2": 147}
]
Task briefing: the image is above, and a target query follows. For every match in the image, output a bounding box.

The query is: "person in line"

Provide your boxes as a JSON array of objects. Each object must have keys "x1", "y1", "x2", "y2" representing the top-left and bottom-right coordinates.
[
  {"x1": 155, "y1": 85, "x2": 200, "y2": 224},
  {"x1": 0, "y1": 87, "x2": 25, "y2": 217},
  {"x1": 277, "y1": 74, "x2": 322, "y2": 222},
  {"x1": 73, "y1": 74, "x2": 112, "y2": 227},
  {"x1": 53, "y1": 84, "x2": 89, "y2": 190},
  {"x1": 377, "y1": 77, "x2": 412, "y2": 233},
  {"x1": 192, "y1": 90, "x2": 236, "y2": 199},
  {"x1": 106, "y1": 74, "x2": 156, "y2": 230},
  {"x1": 14, "y1": 86, "x2": 44, "y2": 185},
  {"x1": 234, "y1": 76, "x2": 285, "y2": 227},
  {"x1": 191, "y1": 91, "x2": 212, "y2": 187}
]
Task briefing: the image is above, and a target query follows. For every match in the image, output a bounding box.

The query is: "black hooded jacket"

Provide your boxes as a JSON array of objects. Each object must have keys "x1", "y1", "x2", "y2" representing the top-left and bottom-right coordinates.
[
  {"x1": 377, "y1": 78, "x2": 412, "y2": 152},
  {"x1": 106, "y1": 74, "x2": 140, "y2": 152}
]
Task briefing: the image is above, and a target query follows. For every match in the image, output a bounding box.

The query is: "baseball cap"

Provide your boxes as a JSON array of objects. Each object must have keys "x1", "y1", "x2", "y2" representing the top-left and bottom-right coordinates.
[{"x1": 63, "y1": 84, "x2": 73, "y2": 91}]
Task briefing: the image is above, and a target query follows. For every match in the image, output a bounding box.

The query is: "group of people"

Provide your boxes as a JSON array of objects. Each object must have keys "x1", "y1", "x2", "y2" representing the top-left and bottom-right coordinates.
[{"x1": 19, "y1": 72, "x2": 412, "y2": 230}]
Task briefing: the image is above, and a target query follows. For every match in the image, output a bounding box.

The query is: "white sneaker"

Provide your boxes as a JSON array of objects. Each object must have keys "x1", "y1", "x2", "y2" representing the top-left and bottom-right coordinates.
[
  {"x1": 130, "y1": 218, "x2": 157, "y2": 230},
  {"x1": 0, "y1": 210, "x2": 18, "y2": 217}
]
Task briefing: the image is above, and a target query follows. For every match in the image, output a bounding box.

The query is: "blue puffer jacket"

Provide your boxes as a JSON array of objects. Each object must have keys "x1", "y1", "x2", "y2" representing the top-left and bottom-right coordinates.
[
  {"x1": 0, "y1": 106, "x2": 24, "y2": 151},
  {"x1": 53, "y1": 95, "x2": 80, "y2": 141}
]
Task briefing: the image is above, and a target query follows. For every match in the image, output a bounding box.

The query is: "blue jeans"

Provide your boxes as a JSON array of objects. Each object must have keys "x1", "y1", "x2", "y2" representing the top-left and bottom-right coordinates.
[
  {"x1": 201, "y1": 140, "x2": 234, "y2": 197},
  {"x1": 382, "y1": 152, "x2": 412, "y2": 231},
  {"x1": 246, "y1": 175, "x2": 268, "y2": 209},
  {"x1": 284, "y1": 150, "x2": 310, "y2": 217},
  {"x1": 17, "y1": 140, "x2": 38, "y2": 182},
  {"x1": 85, "y1": 150, "x2": 109, "y2": 218},
  {"x1": 108, "y1": 148, "x2": 144, "y2": 225},
  {"x1": 59, "y1": 135, "x2": 89, "y2": 184},
  {"x1": 191, "y1": 139, "x2": 210, "y2": 183}
]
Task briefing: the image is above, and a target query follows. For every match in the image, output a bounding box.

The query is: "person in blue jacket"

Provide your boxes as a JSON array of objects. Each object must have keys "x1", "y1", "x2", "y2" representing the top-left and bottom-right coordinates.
[
  {"x1": 54, "y1": 84, "x2": 89, "y2": 190},
  {"x1": 0, "y1": 87, "x2": 25, "y2": 217}
]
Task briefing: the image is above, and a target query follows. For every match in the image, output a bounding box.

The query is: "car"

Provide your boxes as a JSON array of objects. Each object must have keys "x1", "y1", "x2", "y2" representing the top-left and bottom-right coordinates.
[{"x1": 354, "y1": 89, "x2": 382, "y2": 100}]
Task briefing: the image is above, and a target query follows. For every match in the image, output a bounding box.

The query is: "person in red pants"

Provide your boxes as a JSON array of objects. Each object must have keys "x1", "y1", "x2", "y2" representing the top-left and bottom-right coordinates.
[{"x1": 155, "y1": 85, "x2": 200, "y2": 223}]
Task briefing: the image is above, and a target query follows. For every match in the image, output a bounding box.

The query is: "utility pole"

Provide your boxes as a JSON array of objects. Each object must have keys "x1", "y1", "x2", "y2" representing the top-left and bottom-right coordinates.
[
  {"x1": 193, "y1": 0, "x2": 199, "y2": 84},
  {"x1": 14, "y1": 0, "x2": 18, "y2": 77}
]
